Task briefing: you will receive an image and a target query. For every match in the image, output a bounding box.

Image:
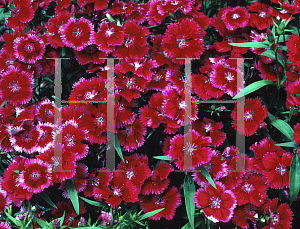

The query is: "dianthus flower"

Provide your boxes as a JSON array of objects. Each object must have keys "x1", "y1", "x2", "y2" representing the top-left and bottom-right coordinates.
[
  {"x1": 74, "y1": 45, "x2": 106, "y2": 65},
  {"x1": 18, "y1": 158, "x2": 52, "y2": 194},
  {"x1": 210, "y1": 62, "x2": 244, "y2": 97},
  {"x1": 231, "y1": 97, "x2": 268, "y2": 136},
  {"x1": 0, "y1": 190, "x2": 10, "y2": 213},
  {"x1": 247, "y1": 2, "x2": 277, "y2": 30},
  {"x1": 141, "y1": 162, "x2": 174, "y2": 195},
  {"x1": 36, "y1": 122, "x2": 54, "y2": 153},
  {"x1": 162, "y1": 19, "x2": 204, "y2": 64},
  {"x1": 221, "y1": 6, "x2": 250, "y2": 31},
  {"x1": 232, "y1": 204, "x2": 260, "y2": 229},
  {"x1": 263, "y1": 198, "x2": 293, "y2": 229},
  {"x1": 93, "y1": 21, "x2": 124, "y2": 53},
  {"x1": 104, "y1": 172, "x2": 139, "y2": 208},
  {"x1": 113, "y1": 20, "x2": 149, "y2": 59},
  {"x1": 6, "y1": 0, "x2": 34, "y2": 29},
  {"x1": 0, "y1": 68, "x2": 34, "y2": 105},
  {"x1": 157, "y1": 0, "x2": 194, "y2": 15},
  {"x1": 232, "y1": 175, "x2": 267, "y2": 206},
  {"x1": 278, "y1": 2, "x2": 298, "y2": 20},
  {"x1": 117, "y1": 154, "x2": 152, "y2": 192},
  {"x1": 86, "y1": 168, "x2": 112, "y2": 199},
  {"x1": 286, "y1": 34, "x2": 300, "y2": 68},
  {"x1": 194, "y1": 182, "x2": 236, "y2": 223},
  {"x1": 78, "y1": 0, "x2": 109, "y2": 10},
  {"x1": 140, "y1": 187, "x2": 181, "y2": 220},
  {"x1": 117, "y1": 118, "x2": 146, "y2": 152},
  {"x1": 98, "y1": 211, "x2": 112, "y2": 226},
  {"x1": 60, "y1": 17, "x2": 94, "y2": 51},
  {"x1": 168, "y1": 129, "x2": 212, "y2": 170},
  {"x1": 9, "y1": 121, "x2": 39, "y2": 154},
  {"x1": 262, "y1": 152, "x2": 293, "y2": 189},
  {"x1": 13, "y1": 33, "x2": 45, "y2": 64},
  {"x1": 286, "y1": 79, "x2": 300, "y2": 108}
]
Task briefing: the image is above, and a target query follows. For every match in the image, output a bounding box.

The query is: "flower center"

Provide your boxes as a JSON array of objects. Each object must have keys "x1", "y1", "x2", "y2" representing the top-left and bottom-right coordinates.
[
  {"x1": 210, "y1": 197, "x2": 221, "y2": 209},
  {"x1": 179, "y1": 101, "x2": 187, "y2": 109},
  {"x1": 84, "y1": 90, "x2": 97, "y2": 100},
  {"x1": 244, "y1": 111, "x2": 253, "y2": 121},
  {"x1": 8, "y1": 81, "x2": 21, "y2": 93},
  {"x1": 125, "y1": 126, "x2": 133, "y2": 134},
  {"x1": 125, "y1": 38, "x2": 134, "y2": 47},
  {"x1": 133, "y1": 62, "x2": 141, "y2": 71},
  {"x1": 96, "y1": 116, "x2": 104, "y2": 125},
  {"x1": 171, "y1": 0, "x2": 179, "y2": 5},
  {"x1": 225, "y1": 72, "x2": 235, "y2": 82},
  {"x1": 106, "y1": 30, "x2": 114, "y2": 37},
  {"x1": 51, "y1": 156, "x2": 62, "y2": 167},
  {"x1": 280, "y1": 9, "x2": 288, "y2": 14},
  {"x1": 126, "y1": 169, "x2": 134, "y2": 180},
  {"x1": 22, "y1": 132, "x2": 33, "y2": 143},
  {"x1": 118, "y1": 104, "x2": 124, "y2": 111},
  {"x1": 45, "y1": 108, "x2": 53, "y2": 117},
  {"x1": 73, "y1": 27, "x2": 83, "y2": 37},
  {"x1": 275, "y1": 164, "x2": 287, "y2": 175},
  {"x1": 126, "y1": 78, "x2": 134, "y2": 87},
  {"x1": 64, "y1": 134, "x2": 75, "y2": 147},
  {"x1": 183, "y1": 142, "x2": 198, "y2": 156},
  {"x1": 204, "y1": 123, "x2": 212, "y2": 133},
  {"x1": 232, "y1": 13, "x2": 240, "y2": 19},
  {"x1": 271, "y1": 215, "x2": 280, "y2": 225},
  {"x1": 177, "y1": 38, "x2": 189, "y2": 49},
  {"x1": 259, "y1": 11, "x2": 266, "y2": 18},
  {"x1": 30, "y1": 170, "x2": 41, "y2": 180},
  {"x1": 154, "y1": 195, "x2": 165, "y2": 205},
  {"x1": 25, "y1": 44, "x2": 35, "y2": 52},
  {"x1": 113, "y1": 187, "x2": 121, "y2": 196},
  {"x1": 154, "y1": 74, "x2": 163, "y2": 81},
  {"x1": 242, "y1": 183, "x2": 253, "y2": 193}
]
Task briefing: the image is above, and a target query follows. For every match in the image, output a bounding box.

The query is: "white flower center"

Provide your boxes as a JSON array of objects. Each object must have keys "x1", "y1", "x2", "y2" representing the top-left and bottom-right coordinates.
[
  {"x1": 259, "y1": 11, "x2": 266, "y2": 18},
  {"x1": 106, "y1": 30, "x2": 114, "y2": 37},
  {"x1": 30, "y1": 171, "x2": 41, "y2": 180},
  {"x1": 210, "y1": 197, "x2": 221, "y2": 209},
  {"x1": 225, "y1": 72, "x2": 235, "y2": 82},
  {"x1": 242, "y1": 183, "x2": 253, "y2": 193},
  {"x1": 244, "y1": 111, "x2": 253, "y2": 121},
  {"x1": 183, "y1": 142, "x2": 198, "y2": 156},
  {"x1": 25, "y1": 44, "x2": 34, "y2": 52},
  {"x1": 275, "y1": 164, "x2": 287, "y2": 175},
  {"x1": 73, "y1": 27, "x2": 83, "y2": 37},
  {"x1": 204, "y1": 123, "x2": 212, "y2": 133},
  {"x1": 232, "y1": 13, "x2": 240, "y2": 19},
  {"x1": 179, "y1": 101, "x2": 187, "y2": 109},
  {"x1": 84, "y1": 90, "x2": 97, "y2": 100},
  {"x1": 8, "y1": 81, "x2": 21, "y2": 93},
  {"x1": 113, "y1": 187, "x2": 121, "y2": 196},
  {"x1": 280, "y1": 9, "x2": 288, "y2": 14},
  {"x1": 126, "y1": 170, "x2": 134, "y2": 180}
]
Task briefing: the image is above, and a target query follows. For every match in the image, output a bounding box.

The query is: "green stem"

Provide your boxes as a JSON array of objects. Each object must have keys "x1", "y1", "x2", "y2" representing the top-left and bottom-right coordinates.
[{"x1": 275, "y1": 35, "x2": 280, "y2": 90}]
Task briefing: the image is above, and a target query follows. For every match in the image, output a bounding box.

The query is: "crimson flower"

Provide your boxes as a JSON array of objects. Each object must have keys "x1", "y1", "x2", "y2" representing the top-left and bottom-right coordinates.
[
  {"x1": 262, "y1": 152, "x2": 293, "y2": 189},
  {"x1": 140, "y1": 187, "x2": 181, "y2": 220},
  {"x1": 94, "y1": 21, "x2": 124, "y2": 53},
  {"x1": 6, "y1": 0, "x2": 34, "y2": 29},
  {"x1": 263, "y1": 198, "x2": 293, "y2": 229},
  {"x1": 157, "y1": 0, "x2": 194, "y2": 15},
  {"x1": 113, "y1": 20, "x2": 149, "y2": 59},
  {"x1": 0, "y1": 68, "x2": 34, "y2": 105},
  {"x1": 286, "y1": 34, "x2": 300, "y2": 68},
  {"x1": 141, "y1": 162, "x2": 174, "y2": 195},
  {"x1": 13, "y1": 33, "x2": 45, "y2": 64},
  {"x1": 36, "y1": 122, "x2": 54, "y2": 153},
  {"x1": 232, "y1": 204, "x2": 260, "y2": 229},
  {"x1": 60, "y1": 17, "x2": 94, "y2": 51},
  {"x1": 18, "y1": 158, "x2": 52, "y2": 194},
  {"x1": 231, "y1": 97, "x2": 268, "y2": 136},
  {"x1": 232, "y1": 175, "x2": 267, "y2": 206},
  {"x1": 168, "y1": 129, "x2": 212, "y2": 170},
  {"x1": 221, "y1": 6, "x2": 250, "y2": 31},
  {"x1": 194, "y1": 182, "x2": 236, "y2": 223},
  {"x1": 74, "y1": 45, "x2": 106, "y2": 65},
  {"x1": 162, "y1": 19, "x2": 204, "y2": 64}
]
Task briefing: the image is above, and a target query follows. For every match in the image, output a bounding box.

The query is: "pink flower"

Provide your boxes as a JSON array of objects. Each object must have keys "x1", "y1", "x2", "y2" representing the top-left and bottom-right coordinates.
[{"x1": 98, "y1": 211, "x2": 112, "y2": 226}]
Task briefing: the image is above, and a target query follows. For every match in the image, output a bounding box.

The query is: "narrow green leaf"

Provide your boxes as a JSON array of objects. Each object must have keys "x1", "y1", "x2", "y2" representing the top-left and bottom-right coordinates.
[
  {"x1": 261, "y1": 50, "x2": 285, "y2": 68},
  {"x1": 270, "y1": 119, "x2": 294, "y2": 141},
  {"x1": 183, "y1": 174, "x2": 195, "y2": 229},
  {"x1": 79, "y1": 196, "x2": 102, "y2": 207},
  {"x1": 13, "y1": 170, "x2": 19, "y2": 173},
  {"x1": 181, "y1": 220, "x2": 203, "y2": 229},
  {"x1": 137, "y1": 208, "x2": 165, "y2": 221},
  {"x1": 275, "y1": 142, "x2": 297, "y2": 147},
  {"x1": 40, "y1": 191, "x2": 58, "y2": 209},
  {"x1": 198, "y1": 165, "x2": 216, "y2": 189},
  {"x1": 289, "y1": 153, "x2": 300, "y2": 204},
  {"x1": 146, "y1": 129, "x2": 154, "y2": 139},
  {"x1": 65, "y1": 179, "x2": 80, "y2": 215},
  {"x1": 233, "y1": 80, "x2": 276, "y2": 99},
  {"x1": 289, "y1": 106, "x2": 295, "y2": 122},
  {"x1": 153, "y1": 155, "x2": 173, "y2": 160},
  {"x1": 0, "y1": 100, "x2": 7, "y2": 107},
  {"x1": 228, "y1": 42, "x2": 268, "y2": 48},
  {"x1": 4, "y1": 211, "x2": 18, "y2": 225},
  {"x1": 35, "y1": 218, "x2": 49, "y2": 228},
  {"x1": 114, "y1": 133, "x2": 124, "y2": 162}
]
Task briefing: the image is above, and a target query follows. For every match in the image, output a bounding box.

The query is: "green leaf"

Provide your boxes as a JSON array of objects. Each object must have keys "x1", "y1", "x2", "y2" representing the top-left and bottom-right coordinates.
[
  {"x1": 228, "y1": 42, "x2": 269, "y2": 48},
  {"x1": 183, "y1": 174, "x2": 195, "y2": 229},
  {"x1": 153, "y1": 155, "x2": 173, "y2": 160},
  {"x1": 13, "y1": 170, "x2": 19, "y2": 173},
  {"x1": 289, "y1": 106, "x2": 295, "y2": 122},
  {"x1": 289, "y1": 153, "x2": 300, "y2": 204},
  {"x1": 79, "y1": 196, "x2": 102, "y2": 207},
  {"x1": 270, "y1": 119, "x2": 294, "y2": 141},
  {"x1": 275, "y1": 142, "x2": 297, "y2": 148},
  {"x1": 233, "y1": 80, "x2": 277, "y2": 99},
  {"x1": 114, "y1": 133, "x2": 124, "y2": 162},
  {"x1": 65, "y1": 179, "x2": 80, "y2": 215},
  {"x1": 0, "y1": 100, "x2": 7, "y2": 107},
  {"x1": 181, "y1": 220, "x2": 203, "y2": 229},
  {"x1": 261, "y1": 50, "x2": 285, "y2": 68},
  {"x1": 146, "y1": 129, "x2": 154, "y2": 139},
  {"x1": 198, "y1": 165, "x2": 216, "y2": 189},
  {"x1": 40, "y1": 191, "x2": 58, "y2": 209},
  {"x1": 137, "y1": 208, "x2": 165, "y2": 221},
  {"x1": 4, "y1": 211, "x2": 18, "y2": 225},
  {"x1": 35, "y1": 218, "x2": 50, "y2": 228}
]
